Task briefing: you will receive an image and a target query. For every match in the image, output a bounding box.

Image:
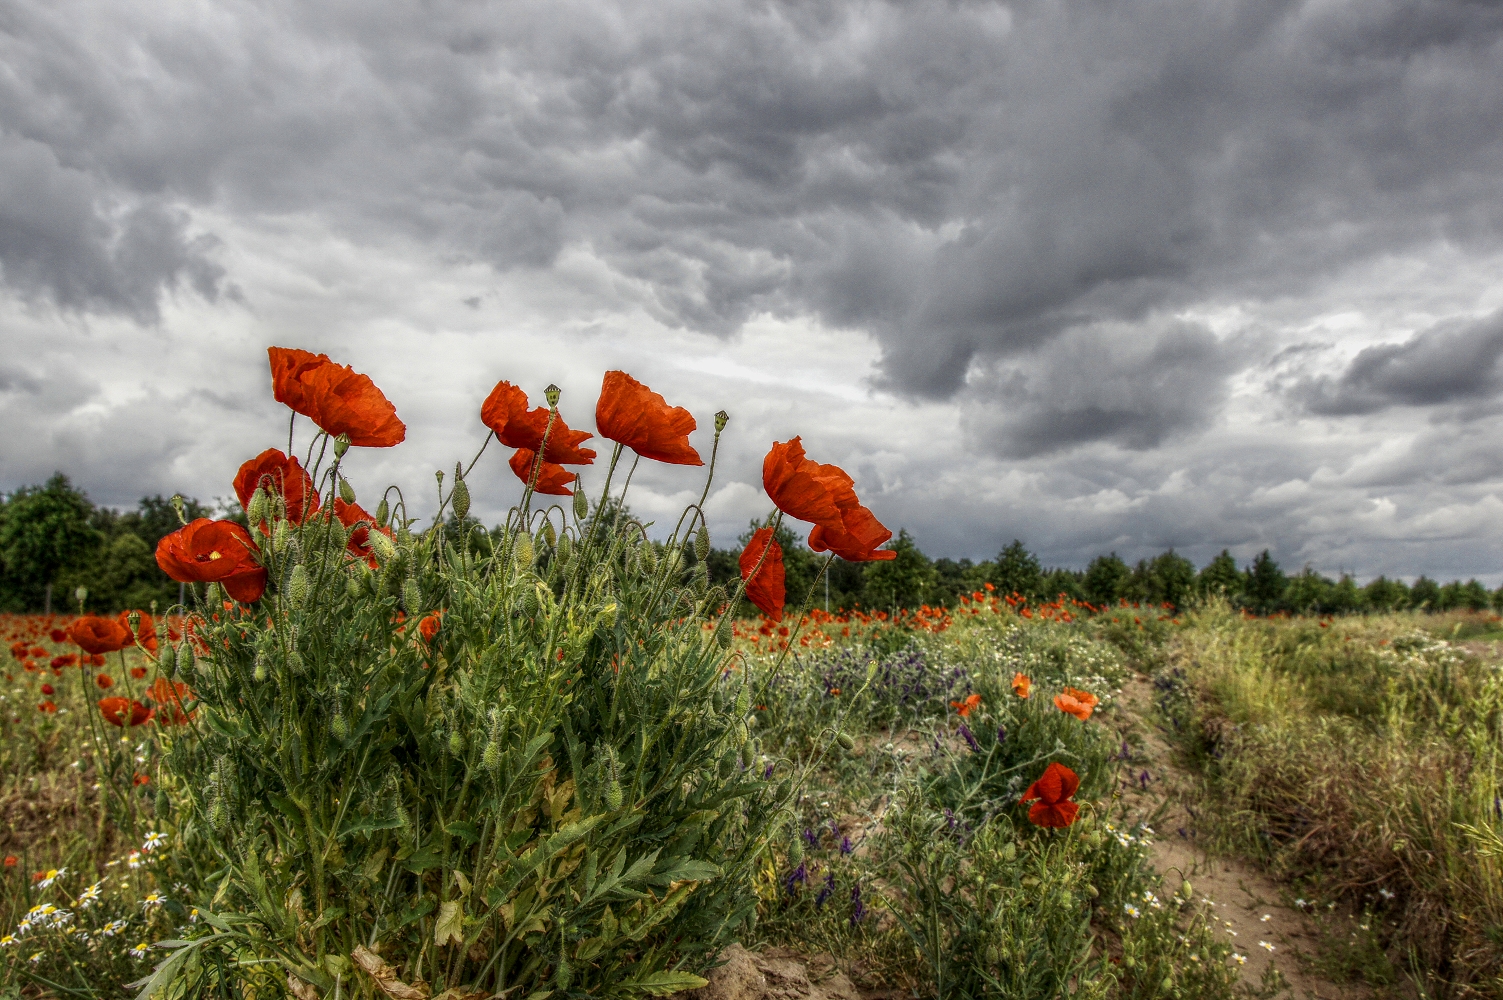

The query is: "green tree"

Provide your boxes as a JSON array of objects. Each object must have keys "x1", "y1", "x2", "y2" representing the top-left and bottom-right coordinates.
[
  {"x1": 1328, "y1": 574, "x2": 1363, "y2": 614},
  {"x1": 863, "y1": 528, "x2": 936, "y2": 611},
  {"x1": 0, "y1": 473, "x2": 101, "y2": 613},
  {"x1": 1040, "y1": 567, "x2": 1086, "y2": 602},
  {"x1": 1198, "y1": 550, "x2": 1243, "y2": 598},
  {"x1": 1148, "y1": 549, "x2": 1197, "y2": 608},
  {"x1": 930, "y1": 557, "x2": 986, "y2": 606},
  {"x1": 1364, "y1": 575, "x2": 1410, "y2": 612},
  {"x1": 1083, "y1": 553, "x2": 1130, "y2": 607},
  {"x1": 1410, "y1": 576, "x2": 1441, "y2": 611},
  {"x1": 1459, "y1": 579, "x2": 1491, "y2": 611},
  {"x1": 990, "y1": 540, "x2": 1043, "y2": 600},
  {"x1": 1285, "y1": 567, "x2": 1333, "y2": 613},
  {"x1": 1243, "y1": 550, "x2": 1287, "y2": 614}
]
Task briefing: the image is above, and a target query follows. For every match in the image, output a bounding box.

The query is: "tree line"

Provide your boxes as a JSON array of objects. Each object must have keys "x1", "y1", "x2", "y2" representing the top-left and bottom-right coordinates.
[{"x1": 1, "y1": 473, "x2": 1497, "y2": 616}]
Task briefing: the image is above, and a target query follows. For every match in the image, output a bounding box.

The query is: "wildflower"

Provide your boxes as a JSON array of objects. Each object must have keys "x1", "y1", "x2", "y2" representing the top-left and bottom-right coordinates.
[
  {"x1": 1123, "y1": 903, "x2": 1141, "y2": 918},
  {"x1": 958, "y1": 723, "x2": 981, "y2": 753},
  {"x1": 127, "y1": 851, "x2": 143, "y2": 870},
  {"x1": 142, "y1": 831, "x2": 166, "y2": 851},
  {"x1": 1053, "y1": 687, "x2": 1098, "y2": 721},
  {"x1": 50, "y1": 629, "x2": 67, "y2": 642},
  {"x1": 2, "y1": 855, "x2": 15, "y2": 867},
  {"x1": 128, "y1": 941, "x2": 151, "y2": 959},
  {"x1": 133, "y1": 773, "x2": 150, "y2": 786},
  {"x1": 950, "y1": 693, "x2": 981, "y2": 717},
  {"x1": 1260, "y1": 913, "x2": 1271, "y2": 922},
  {"x1": 1259, "y1": 941, "x2": 1275, "y2": 952},
  {"x1": 76, "y1": 882, "x2": 103, "y2": 907},
  {"x1": 418, "y1": 614, "x2": 441, "y2": 643},
  {"x1": 29, "y1": 951, "x2": 42, "y2": 964},
  {"x1": 99, "y1": 697, "x2": 154, "y2": 727},
  {"x1": 40, "y1": 683, "x2": 53, "y2": 695},
  {"x1": 101, "y1": 919, "x2": 126, "y2": 936},
  {"x1": 141, "y1": 892, "x2": 164, "y2": 909},
  {"x1": 850, "y1": 883, "x2": 866, "y2": 924},
  {"x1": 130, "y1": 666, "x2": 147, "y2": 679},
  {"x1": 1011, "y1": 673, "x2": 1031, "y2": 698},
  {"x1": 481, "y1": 380, "x2": 596, "y2": 465},
  {"x1": 37, "y1": 700, "x2": 57, "y2": 713},
  {"x1": 154, "y1": 519, "x2": 267, "y2": 603},
  {"x1": 761, "y1": 438, "x2": 868, "y2": 533},
  {"x1": 815, "y1": 873, "x2": 836, "y2": 907},
  {"x1": 783, "y1": 863, "x2": 808, "y2": 895},
  {"x1": 1020, "y1": 762, "x2": 1081, "y2": 828},
  {"x1": 1378, "y1": 888, "x2": 1394, "y2": 900},
  {"x1": 233, "y1": 449, "x2": 320, "y2": 526},
  {"x1": 1232, "y1": 953, "x2": 1246, "y2": 964},
  {"x1": 594, "y1": 371, "x2": 702, "y2": 465},
  {"x1": 96, "y1": 674, "x2": 114, "y2": 689},
  {"x1": 739, "y1": 529, "x2": 786, "y2": 621},
  {"x1": 68, "y1": 616, "x2": 132, "y2": 655},
  {"x1": 0, "y1": 935, "x2": 13, "y2": 947},
  {"x1": 839, "y1": 836, "x2": 853, "y2": 855},
  {"x1": 507, "y1": 448, "x2": 577, "y2": 496},
  {"x1": 37, "y1": 868, "x2": 66, "y2": 888},
  {"x1": 267, "y1": 347, "x2": 405, "y2": 447},
  {"x1": 146, "y1": 679, "x2": 194, "y2": 725}
]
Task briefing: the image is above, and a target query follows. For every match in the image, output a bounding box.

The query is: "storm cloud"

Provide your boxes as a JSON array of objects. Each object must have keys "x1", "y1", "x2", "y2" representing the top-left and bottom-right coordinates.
[{"x1": 3, "y1": 0, "x2": 1503, "y2": 582}]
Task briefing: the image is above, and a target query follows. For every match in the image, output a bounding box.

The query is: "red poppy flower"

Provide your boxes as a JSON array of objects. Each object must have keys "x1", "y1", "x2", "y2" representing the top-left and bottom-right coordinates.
[
  {"x1": 133, "y1": 773, "x2": 150, "y2": 786},
  {"x1": 116, "y1": 611, "x2": 157, "y2": 653},
  {"x1": 807, "y1": 504, "x2": 896, "y2": 562},
  {"x1": 334, "y1": 497, "x2": 392, "y2": 567},
  {"x1": 50, "y1": 654, "x2": 77, "y2": 669},
  {"x1": 40, "y1": 683, "x2": 53, "y2": 696},
  {"x1": 99, "y1": 697, "x2": 154, "y2": 727},
  {"x1": 147, "y1": 678, "x2": 195, "y2": 725},
  {"x1": 951, "y1": 693, "x2": 981, "y2": 717},
  {"x1": 508, "y1": 449, "x2": 577, "y2": 496},
  {"x1": 49, "y1": 629, "x2": 67, "y2": 643},
  {"x1": 1053, "y1": 687, "x2": 1098, "y2": 722},
  {"x1": 129, "y1": 667, "x2": 147, "y2": 680},
  {"x1": 233, "y1": 449, "x2": 321, "y2": 525},
  {"x1": 738, "y1": 528, "x2": 785, "y2": 622},
  {"x1": 96, "y1": 674, "x2": 114, "y2": 690},
  {"x1": 1011, "y1": 673, "x2": 1031, "y2": 698},
  {"x1": 90, "y1": 653, "x2": 107, "y2": 667},
  {"x1": 761, "y1": 438, "x2": 860, "y2": 530},
  {"x1": 2, "y1": 855, "x2": 15, "y2": 867},
  {"x1": 418, "y1": 614, "x2": 441, "y2": 643},
  {"x1": 595, "y1": 371, "x2": 702, "y2": 466},
  {"x1": 1020, "y1": 762, "x2": 1081, "y2": 828},
  {"x1": 68, "y1": 616, "x2": 132, "y2": 655},
  {"x1": 480, "y1": 381, "x2": 597, "y2": 465},
  {"x1": 267, "y1": 347, "x2": 406, "y2": 447},
  {"x1": 155, "y1": 519, "x2": 267, "y2": 604}
]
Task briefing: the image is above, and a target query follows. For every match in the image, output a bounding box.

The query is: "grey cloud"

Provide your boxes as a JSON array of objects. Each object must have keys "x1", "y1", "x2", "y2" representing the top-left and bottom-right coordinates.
[
  {"x1": 962, "y1": 320, "x2": 1241, "y2": 458},
  {"x1": 1300, "y1": 310, "x2": 1503, "y2": 415}
]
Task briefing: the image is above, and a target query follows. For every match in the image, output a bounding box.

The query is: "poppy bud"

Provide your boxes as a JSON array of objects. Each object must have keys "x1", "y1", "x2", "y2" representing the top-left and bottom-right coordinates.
[
  {"x1": 595, "y1": 603, "x2": 618, "y2": 632},
  {"x1": 718, "y1": 748, "x2": 735, "y2": 779},
  {"x1": 334, "y1": 433, "x2": 351, "y2": 458},
  {"x1": 776, "y1": 779, "x2": 791, "y2": 801},
  {"x1": 716, "y1": 623, "x2": 732, "y2": 650},
  {"x1": 403, "y1": 580, "x2": 422, "y2": 616},
  {"x1": 573, "y1": 483, "x2": 588, "y2": 521},
  {"x1": 289, "y1": 564, "x2": 309, "y2": 607},
  {"x1": 554, "y1": 952, "x2": 571, "y2": 991},
  {"x1": 787, "y1": 834, "x2": 804, "y2": 867},
  {"x1": 604, "y1": 780, "x2": 623, "y2": 811},
  {"x1": 740, "y1": 741, "x2": 755, "y2": 769},
  {"x1": 159, "y1": 643, "x2": 176, "y2": 675},
  {"x1": 514, "y1": 534, "x2": 534, "y2": 569},
  {"x1": 448, "y1": 730, "x2": 464, "y2": 757},
  {"x1": 1058, "y1": 890, "x2": 1073, "y2": 908},
  {"x1": 1002, "y1": 842, "x2": 1017, "y2": 862},
  {"x1": 154, "y1": 788, "x2": 170, "y2": 820},
  {"x1": 1123, "y1": 956, "x2": 1135, "y2": 969},
  {"x1": 714, "y1": 410, "x2": 729, "y2": 433},
  {"x1": 253, "y1": 656, "x2": 268, "y2": 683},
  {"x1": 640, "y1": 543, "x2": 657, "y2": 574},
  {"x1": 1087, "y1": 884, "x2": 1099, "y2": 898},
  {"x1": 545, "y1": 383, "x2": 561, "y2": 408},
  {"x1": 836, "y1": 732, "x2": 855, "y2": 751},
  {"x1": 370, "y1": 530, "x2": 396, "y2": 563},
  {"x1": 541, "y1": 521, "x2": 556, "y2": 548},
  {"x1": 288, "y1": 649, "x2": 306, "y2": 675},
  {"x1": 248, "y1": 488, "x2": 270, "y2": 528},
  {"x1": 1161, "y1": 978, "x2": 1173, "y2": 992},
  {"x1": 1181, "y1": 880, "x2": 1193, "y2": 900},
  {"x1": 326, "y1": 516, "x2": 348, "y2": 553},
  {"x1": 179, "y1": 641, "x2": 195, "y2": 675},
  {"x1": 734, "y1": 721, "x2": 749, "y2": 750},
  {"x1": 735, "y1": 685, "x2": 750, "y2": 716},
  {"x1": 339, "y1": 477, "x2": 356, "y2": 506},
  {"x1": 76, "y1": 585, "x2": 89, "y2": 605},
  {"x1": 347, "y1": 575, "x2": 362, "y2": 599},
  {"x1": 273, "y1": 520, "x2": 292, "y2": 554},
  {"x1": 712, "y1": 686, "x2": 725, "y2": 713},
  {"x1": 482, "y1": 740, "x2": 501, "y2": 772},
  {"x1": 375, "y1": 497, "x2": 390, "y2": 527},
  {"x1": 694, "y1": 527, "x2": 710, "y2": 561},
  {"x1": 331, "y1": 712, "x2": 348, "y2": 742},
  {"x1": 451, "y1": 478, "x2": 470, "y2": 521}
]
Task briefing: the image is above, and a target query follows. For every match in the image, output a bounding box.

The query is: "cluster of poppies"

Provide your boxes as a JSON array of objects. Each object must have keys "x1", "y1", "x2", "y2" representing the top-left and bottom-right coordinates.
[{"x1": 149, "y1": 347, "x2": 900, "y2": 631}]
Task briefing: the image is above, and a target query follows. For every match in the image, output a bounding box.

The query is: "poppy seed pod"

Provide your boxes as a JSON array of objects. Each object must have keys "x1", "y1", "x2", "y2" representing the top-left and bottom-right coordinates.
[
  {"x1": 573, "y1": 483, "x2": 588, "y2": 520},
  {"x1": 248, "y1": 488, "x2": 270, "y2": 528},
  {"x1": 514, "y1": 533, "x2": 534, "y2": 569},
  {"x1": 836, "y1": 732, "x2": 855, "y2": 751},
  {"x1": 545, "y1": 383, "x2": 561, "y2": 408},
  {"x1": 159, "y1": 642, "x2": 176, "y2": 675},
  {"x1": 334, "y1": 433, "x2": 351, "y2": 458},
  {"x1": 403, "y1": 580, "x2": 422, "y2": 616},
  {"x1": 714, "y1": 410, "x2": 729, "y2": 433},
  {"x1": 339, "y1": 477, "x2": 356, "y2": 506},
  {"x1": 787, "y1": 834, "x2": 804, "y2": 867},
  {"x1": 694, "y1": 527, "x2": 710, "y2": 562},
  {"x1": 604, "y1": 780, "x2": 623, "y2": 811},
  {"x1": 451, "y1": 477, "x2": 470, "y2": 521},
  {"x1": 289, "y1": 564, "x2": 309, "y2": 607},
  {"x1": 374, "y1": 497, "x2": 389, "y2": 527}
]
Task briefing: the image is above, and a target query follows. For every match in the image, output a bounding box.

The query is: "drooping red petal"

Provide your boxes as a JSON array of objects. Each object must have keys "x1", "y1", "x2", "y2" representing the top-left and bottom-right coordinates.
[
  {"x1": 481, "y1": 381, "x2": 596, "y2": 464},
  {"x1": 233, "y1": 448, "x2": 321, "y2": 525},
  {"x1": 509, "y1": 449, "x2": 577, "y2": 496},
  {"x1": 762, "y1": 438, "x2": 859, "y2": 530},
  {"x1": 1028, "y1": 800, "x2": 1080, "y2": 828},
  {"x1": 738, "y1": 528, "x2": 786, "y2": 622},
  {"x1": 595, "y1": 371, "x2": 702, "y2": 466},
  {"x1": 808, "y1": 504, "x2": 896, "y2": 562}
]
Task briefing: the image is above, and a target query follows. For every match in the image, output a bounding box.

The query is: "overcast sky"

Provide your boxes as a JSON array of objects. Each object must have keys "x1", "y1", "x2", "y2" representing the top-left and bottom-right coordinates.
[{"x1": 4, "y1": 0, "x2": 1503, "y2": 582}]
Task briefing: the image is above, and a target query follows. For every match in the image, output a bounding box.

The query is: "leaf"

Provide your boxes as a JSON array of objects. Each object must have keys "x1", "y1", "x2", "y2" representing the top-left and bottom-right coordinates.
[
  {"x1": 398, "y1": 895, "x2": 437, "y2": 927},
  {"x1": 616, "y1": 972, "x2": 709, "y2": 996},
  {"x1": 404, "y1": 846, "x2": 444, "y2": 873},
  {"x1": 341, "y1": 813, "x2": 406, "y2": 839},
  {"x1": 453, "y1": 870, "x2": 472, "y2": 898},
  {"x1": 434, "y1": 900, "x2": 465, "y2": 947},
  {"x1": 445, "y1": 819, "x2": 481, "y2": 845},
  {"x1": 287, "y1": 972, "x2": 322, "y2": 1000},
  {"x1": 649, "y1": 859, "x2": 720, "y2": 885},
  {"x1": 353, "y1": 944, "x2": 432, "y2": 1000}
]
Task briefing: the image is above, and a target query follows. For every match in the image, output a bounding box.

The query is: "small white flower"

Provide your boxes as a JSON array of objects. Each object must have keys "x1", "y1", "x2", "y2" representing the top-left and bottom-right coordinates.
[
  {"x1": 0, "y1": 934, "x2": 15, "y2": 947},
  {"x1": 1225, "y1": 928, "x2": 1238, "y2": 936},
  {"x1": 1231, "y1": 953, "x2": 1246, "y2": 965},
  {"x1": 127, "y1": 852, "x2": 143, "y2": 870},
  {"x1": 1260, "y1": 913, "x2": 1271, "y2": 922},
  {"x1": 1295, "y1": 898, "x2": 1307, "y2": 907},
  {"x1": 1379, "y1": 888, "x2": 1394, "y2": 900},
  {"x1": 101, "y1": 919, "x2": 126, "y2": 937},
  {"x1": 29, "y1": 951, "x2": 43, "y2": 964},
  {"x1": 1123, "y1": 903, "x2": 1141, "y2": 918},
  {"x1": 1259, "y1": 941, "x2": 1275, "y2": 952},
  {"x1": 141, "y1": 892, "x2": 164, "y2": 909},
  {"x1": 142, "y1": 831, "x2": 166, "y2": 851},
  {"x1": 128, "y1": 941, "x2": 151, "y2": 959},
  {"x1": 37, "y1": 867, "x2": 68, "y2": 888},
  {"x1": 75, "y1": 882, "x2": 103, "y2": 908}
]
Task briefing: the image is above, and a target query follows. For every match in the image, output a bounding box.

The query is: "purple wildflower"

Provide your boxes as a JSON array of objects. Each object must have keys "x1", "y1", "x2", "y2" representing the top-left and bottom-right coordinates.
[
  {"x1": 959, "y1": 723, "x2": 980, "y2": 753},
  {"x1": 815, "y1": 873, "x2": 836, "y2": 907},
  {"x1": 850, "y1": 884, "x2": 866, "y2": 924},
  {"x1": 784, "y1": 863, "x2": 807, "y2": 895},
  {"x1": 839, "y1": 836, "x2": 853, "y2": 855}
]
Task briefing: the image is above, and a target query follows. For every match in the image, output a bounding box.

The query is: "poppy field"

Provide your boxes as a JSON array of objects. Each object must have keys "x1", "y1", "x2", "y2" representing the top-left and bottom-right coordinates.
[{"x1": 0, "y1": 346, "x2": 1499, "y2": 999}]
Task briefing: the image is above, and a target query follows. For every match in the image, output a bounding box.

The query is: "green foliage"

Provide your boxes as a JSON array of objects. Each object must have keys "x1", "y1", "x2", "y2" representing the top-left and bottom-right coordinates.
[
  {"x1": 863, "y1": 529, "x2": 937, "y2": 612},
  {"x1": 1242, "y1": 550, "x2": 1286, "y2": 614},
  {"x1": 991, "y1": 540, "x2": 1043, "y2": 600},
  {"x1": 0, "y1": 474, "x2": 100, "y2": 612},
  {"x1": 1196, "y1": 550, "x2": 1241, "y2": 599},
  {"x1": 1083, "y1": 553, "x2": 1130, "y2": 607}
]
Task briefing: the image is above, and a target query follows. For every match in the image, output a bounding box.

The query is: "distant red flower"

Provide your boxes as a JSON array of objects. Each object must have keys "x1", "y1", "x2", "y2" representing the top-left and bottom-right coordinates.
[
  {"x1": 133, "y1": 773, "x2": 150, "y2": 786},
  {"x1": 68, "y1": 616, "x2": 132, "y2": 655},
  {"x1": 40, "y1": 683, "x2": 53, "y2": 696},
  {"x1": 1011, "y1": 673, "x2": 1031, "y2": 698},
  {"x1": 267, "y1": 347, "x2": 406, "y2": 447},
  {"x1": 808, "y1": 504, "x2": 896, "y2": 562},
  {"x1": 951, "y1": 693, "x2": 981, "y2": 717},
  {"x1": 418, "y1": 614, "x2": 441, "y2": 643},
  {"x1": 49, "y1": 629, "x2": 66, "y2": 643},
  {"x1": 1020, "y1": 762, "x2": 1081, "y2": 828},
  {"x1": 480, "y1": 381, "x2": 597, "y2": 465},
  {"x1": 508, "y1": 448, "x2": 577, "y2": 496},
  {"x1": 99, "y1": 697, "x2": 153, "y2": 727},
  {"x1": 739, "y1": 528, "x2": 786, "y2": 622},
  {"x1": 37, "y1": 700, "x2": 57, "y2": 714},
  {"x1": 129, "y1": 667, "x2": 147, "y2": 680},
  {"x1": 50, "y1": 654, "x2": 77, "y2": 669},
  {"x1": 89, "y1": 653, "x2": 107, "y2": 667},
  {"x1": 595, "y1": 371, "x2": 702, "y2": 465},
  {"x1": 147, "y1": 678, "x2": 195, "y2": 725},
  {"x1": 155, "y1": 519, "x2": 267, "y2": 604},
  {"x1": 1053, "y1": 687, "x2": 1099, "y2": 721},
  {"x1": 2, "y1": 855, "x2": 15, "y2": 867},
  {"x1": 334, "y1": 497, "x2": 393, "y2": 568},
  {"x1": 233, "y1": 448, "x2": 321, "y2": 525},
  {"x1": 95, "y1": 674, "x2": 114, "y2": 690}
]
